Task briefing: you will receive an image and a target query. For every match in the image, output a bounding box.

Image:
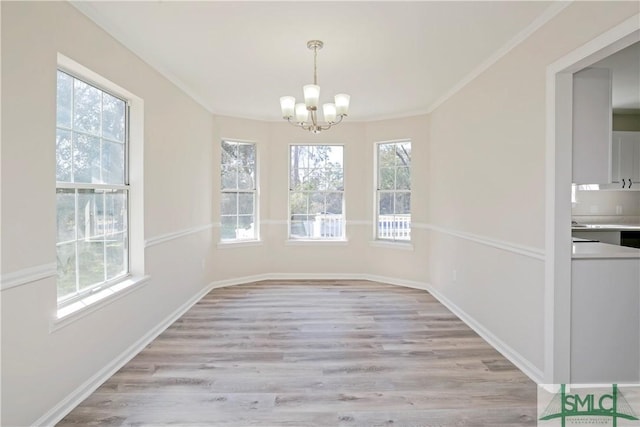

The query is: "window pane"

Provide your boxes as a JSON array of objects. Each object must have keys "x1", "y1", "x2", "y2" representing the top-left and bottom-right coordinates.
[
  {"x1": 221, "y1": 193, "x2": 238, "y2": 215},
  {"x1": 56, "y1": 189, "x2": 76, "y2": 243},
  {"x1": 220, "y1": 216, "x2": 238, "y2": 240},
  {"x1": 102, "y1": 92, "x2": 125, "y2": 142},
  {"x1": 238, "y1": 193, "x2": 254, "y2": 215},
  {"x1": 378, "y1": 144, "x2": 396, "y2": 167},
  {"x1": 289, "y1": 145, "x2": 344, "y2": 240},
  {"x1": 309, "y1": 191, "x2": 325, "y2": 214},
  {"x1": 326, "y1": 167, "x2": 344, "y2": 191},
  {"x1": 56, "y1": 129, "x2": 72, "y2": 182},
  {"x1": 73, "y1": 133, "x2": 101, "y2": 183},
  {"x1": 290, "y1": 218, "x2": 312, "y2": 238},
  {"x1": 106, "y1": 231, "x2": 127, "y2": 280},
  {"x1": 236, "y1": 215, "x2": 255, "y2": 239},
  {"x1": 221, "y1": 165, "x2": 238, "y2": 190},
  {"x1": 102, "y1": 140, "x2": 125, "y2": 185},
  {"x1": 379, "y1": 192, "x2": 394, "y2": 215},
  {"x1": 290, "y1": 192, "x2": 309, "y2": 215},
  {"x1": 220, "y1": 141, "x2": 257, "y2": 242},
  {"x1": 238, "y1": 143, "x2": 255, "y2": 166},
  {"x1": 221, "y1": 141, "x2": 238, "y2": 165},
  {"x1": 378, "y1": 167, "x2": 395, "y2": 190},
  {"x1": 394, "y1": 215, "x2": 411, "y2": 240},
  {"x1": 396, "y1": 144, "x2": 411, "y2": 166},
  {"x1": 56, "y1": 242, "x2": 77, "y2": 299},
  {"x1": 237, "y1": 168, "x2": 254, "y2": 190},
  {"x1": 77, "y1": 189, "x2": 104, "y2": 239},
  {"x1": 396, "y1": 166, "x2": 411, "y2": 190},
  {"x1": 73, "y1": 79, "x2": 101, "y2": 136},
  {"x1": 57, "y1": 72, "x2": 130, "y2": 301},
  {"x1": 325, "y1": 192, "x2": 343, "y2": 215},
  {"x1": 77, "y1": 240, "x2": 105, "y2": 290},
  {"x1": 104, "y1": 190, "x2": 127, "y2": 235},
  {"x1": 395, "y1": 192, "x2": 411, "y2": 215},
  {"x1": 56, "y1": 71, "x2": 73, "y2": 128}
]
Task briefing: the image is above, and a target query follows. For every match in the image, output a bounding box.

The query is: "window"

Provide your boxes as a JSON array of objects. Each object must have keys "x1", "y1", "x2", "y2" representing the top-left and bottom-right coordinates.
[
  {"x1": 220, "y1": 140, "x2": 257, "y2": 241},
  {"x1": 56, "y1": 70, "x2": 129, "y2": 304},
  {"x1": 289, "y1": 145, "x2": 344, "y2": 240},
  {"x1": 376, "y1": 141, "x2": 411, "y2": 241}
]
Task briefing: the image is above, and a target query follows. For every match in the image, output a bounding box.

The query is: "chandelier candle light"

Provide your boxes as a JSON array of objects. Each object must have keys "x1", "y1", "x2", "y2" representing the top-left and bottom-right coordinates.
[{"x1": 280, "y1": 40, "x2": 350, "y2": 133}]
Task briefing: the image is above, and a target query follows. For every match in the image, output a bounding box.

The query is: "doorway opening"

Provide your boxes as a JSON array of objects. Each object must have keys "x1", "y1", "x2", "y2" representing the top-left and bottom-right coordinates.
[{"x1": 545, "y1": 16, "x2": 639, "y2": 384}]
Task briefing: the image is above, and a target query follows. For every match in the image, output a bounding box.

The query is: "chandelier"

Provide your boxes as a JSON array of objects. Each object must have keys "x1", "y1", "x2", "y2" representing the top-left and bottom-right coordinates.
[{"x1": 280, "y1": 40, "x2": 350, "y2": 134}]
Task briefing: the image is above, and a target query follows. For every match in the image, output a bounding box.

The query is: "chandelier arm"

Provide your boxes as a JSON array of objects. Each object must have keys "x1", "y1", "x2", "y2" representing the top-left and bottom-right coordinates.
[{"x1": 286, "y1": 117, "x2": 308, "y2": 130}]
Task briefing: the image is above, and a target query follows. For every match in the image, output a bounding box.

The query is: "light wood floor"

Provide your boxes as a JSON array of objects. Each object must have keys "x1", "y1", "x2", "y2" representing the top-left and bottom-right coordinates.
[{"x1": 57, "y1": 280, "x2": 537, "y2": 426}]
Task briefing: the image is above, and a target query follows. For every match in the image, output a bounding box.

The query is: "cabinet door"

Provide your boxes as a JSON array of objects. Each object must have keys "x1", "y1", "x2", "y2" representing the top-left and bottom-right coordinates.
[
  {"x1": 612, "y1": 131, "x2": 640, "y2": 185},
  {"x1": 572, "y1": 68, "x2": 612, "y2": 184}
]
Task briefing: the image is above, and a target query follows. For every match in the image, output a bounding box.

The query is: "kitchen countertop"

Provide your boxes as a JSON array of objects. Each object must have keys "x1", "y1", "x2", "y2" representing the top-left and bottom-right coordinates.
[
  {"x1": 572, "y1": 240, "x2": 640, "y2": 259},
  {"x1": 571, "y1": 224, "x2": 640, "y2": 231}
]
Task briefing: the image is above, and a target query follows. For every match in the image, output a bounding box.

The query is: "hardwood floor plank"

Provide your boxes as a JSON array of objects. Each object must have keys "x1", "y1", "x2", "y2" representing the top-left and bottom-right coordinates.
[{"x1": 57, "y1": 280, "x2": 536, "y2": 426}]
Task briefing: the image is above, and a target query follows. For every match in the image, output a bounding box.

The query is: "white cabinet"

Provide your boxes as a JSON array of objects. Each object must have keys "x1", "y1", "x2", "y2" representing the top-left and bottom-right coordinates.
[
  {"x1": 612, "y1": 131, "x2": 640, "y2": 188},
  {"x1": 571, "y1": 257, "x2": 640, "y2": 383},
  {"x1": 572, "y1": 68, "x2": 612, "y2": 184}
]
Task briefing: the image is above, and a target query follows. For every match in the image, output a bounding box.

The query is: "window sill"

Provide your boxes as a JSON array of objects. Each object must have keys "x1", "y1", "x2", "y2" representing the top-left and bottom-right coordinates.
[
  {"x1": 369, "y1": 240, "x2": 414, "y2": 251},
  {"x1": 51, "y1": 275, "x2": 151, "y2": 332},
  {"x1": 286, "y1": 239, "x2": 349, "y2": 246},
  {"x1": 217, "y1": 240, "x2": 263, "y2": 249}
]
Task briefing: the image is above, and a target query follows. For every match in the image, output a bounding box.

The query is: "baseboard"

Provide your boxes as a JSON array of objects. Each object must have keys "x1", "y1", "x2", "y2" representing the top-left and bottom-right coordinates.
[
  {"x1": 33, "y1": 279, "x2": 220, "y2": 427},
  {"x1": 35, "y1": 273, "x2": 543, "y2": 425},
  {"x1": 419, "y1": 282, "x2": 545, "y2": 384}
]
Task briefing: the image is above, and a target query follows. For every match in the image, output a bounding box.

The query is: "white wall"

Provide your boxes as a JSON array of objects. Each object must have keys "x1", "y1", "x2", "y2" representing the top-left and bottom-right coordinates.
[
  {"x1": 210, "y1": 115, "x2": 430, "y2": 282},
  {"x1": 428, "y1": 1, "x2": 639, "y2": 381},
  {"x1": 1, "y1": 3, "x2": 215, "y2": 425},
  {"x1": 0, "y1": 4, "x2": 431, "y2": 424},
  {"x1": 2, "y1": 1, "x2": 639, "y2": 425}
]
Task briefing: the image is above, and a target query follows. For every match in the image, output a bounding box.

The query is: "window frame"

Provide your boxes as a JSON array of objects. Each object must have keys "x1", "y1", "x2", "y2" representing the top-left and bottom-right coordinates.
[
  {"x1": 288, "y1": 143, "x2": 346, "y2": 241},
  {"x1": 52, "y1": 55, "x2": 147, "y2": 326},
  {"x1": 374, "y1": 139, "x2": 412, "y2": 242},
  {"x1": 219, "y1": 139, "x2": 259, "y2": 243}
]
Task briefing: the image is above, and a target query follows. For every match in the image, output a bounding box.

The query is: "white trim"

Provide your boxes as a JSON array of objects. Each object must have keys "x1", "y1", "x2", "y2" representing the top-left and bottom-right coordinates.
[
  {"x1": 38, "y1": 273, "x2": 543, "y2": 425},
  {"x1": 0, "y1": 263, "x2": 57, "y2": 292},
  {"x1": 426, "y1": 223, "x2": 545, "y2": 261},
  {"x1": 369, "y1": 275, "x2": 545, "y2": 384},
  {"x1": 34, "y1": 276, "x2": 229, "y2": 427},
  {"x1": 426, "y1": 1, "x2": 570, "y2": 114},
  {"x1": 145, "y1": 223, "x2": 214, "y2": 248},
  {"x1": 544, "y1": 14, "x2": 640, "y2": 384},
  {"x1": 69, "y1": 2, "x2": 218, "y2": 118},
  {"x1": 52, "y1": 275, "x2": 151, "y2": 331},
  {"x1": 72, "y1": 1, "x2": 568, "y2": 124}
]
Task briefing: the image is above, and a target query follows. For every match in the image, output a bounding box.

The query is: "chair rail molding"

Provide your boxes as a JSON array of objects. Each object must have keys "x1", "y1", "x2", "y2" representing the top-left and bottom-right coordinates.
[
  {"x1": 1, "y1": 263, "x2": 57, "y2": 292},
  {"x1": 145, "y1": 223, "x2": 214, "y2": 248}
]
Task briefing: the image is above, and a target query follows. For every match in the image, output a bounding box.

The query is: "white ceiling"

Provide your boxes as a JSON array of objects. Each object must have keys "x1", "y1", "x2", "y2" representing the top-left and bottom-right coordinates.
[{"x1": 72, "y1": 1, "x2": 556, "y2": 122}]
